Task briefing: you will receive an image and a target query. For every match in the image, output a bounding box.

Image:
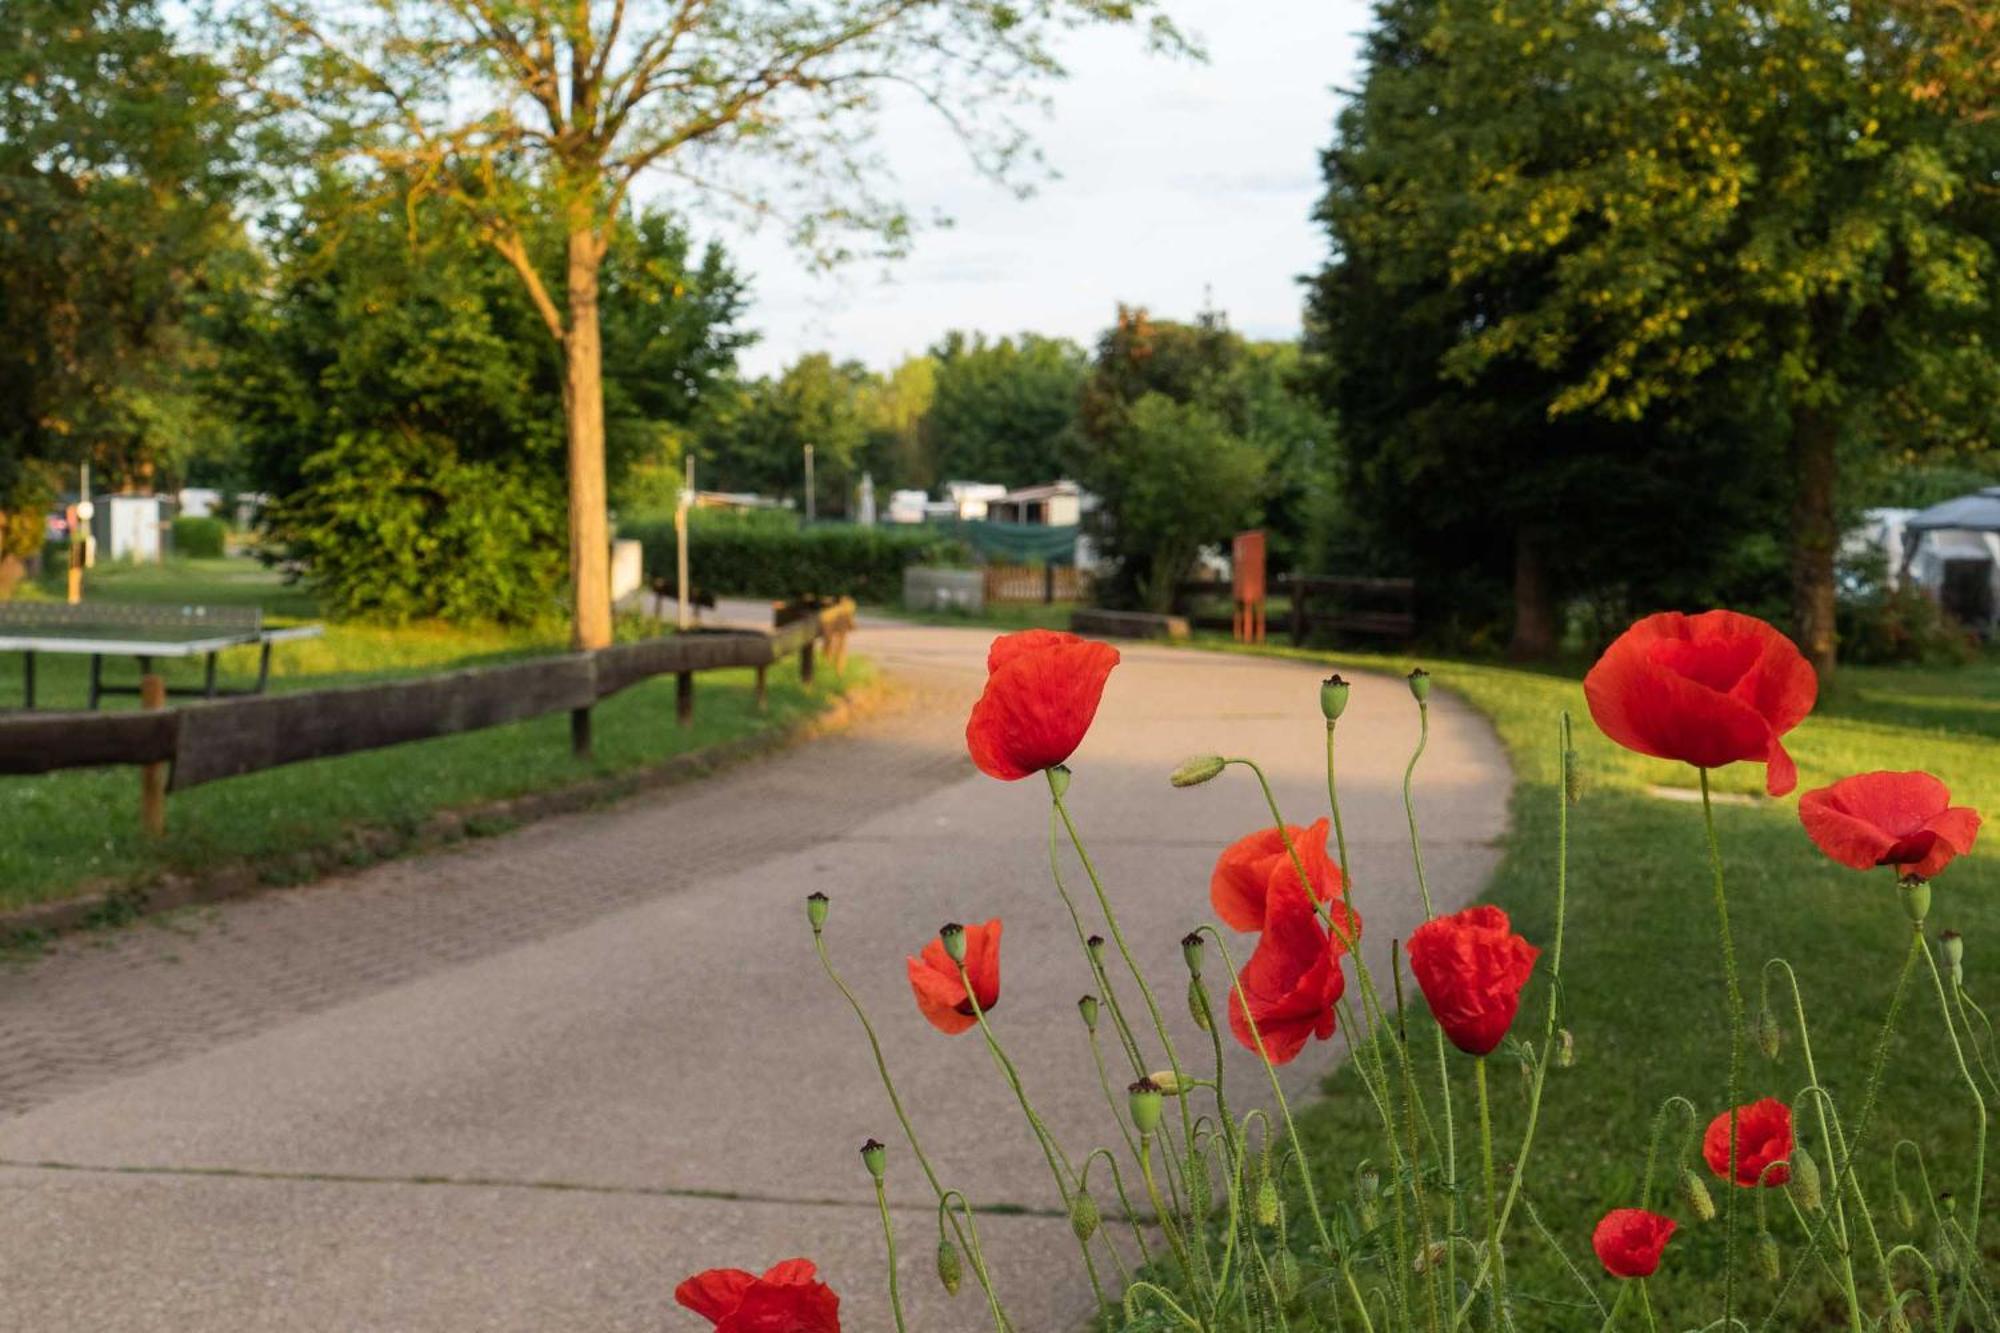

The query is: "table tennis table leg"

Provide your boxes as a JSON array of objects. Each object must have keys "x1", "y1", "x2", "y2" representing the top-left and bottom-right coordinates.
[
  {"x1": 88, "y1": 654, "x2": 102, "y2": 711},
  {"x1": 255, "y1": 640, "x2": 273, "y2": 693},
  {"x1": 21, "y1": 650, "x2": 33, "y2": 710},
  {"x1": 204, "y1": 652, "x2": 219, "y2": 699}
]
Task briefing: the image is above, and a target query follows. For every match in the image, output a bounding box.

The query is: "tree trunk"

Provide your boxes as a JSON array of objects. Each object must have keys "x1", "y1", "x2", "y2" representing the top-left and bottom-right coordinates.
[
  {"x1": 563, "y1": 228, "x2": 613, "y2": 652},
  {"x1": 1789, "y1": 409, "x2": 1840, "y2": 681},
  {"x1": 1508, "y1": 527, "x2": 1557, "y2": 659}
]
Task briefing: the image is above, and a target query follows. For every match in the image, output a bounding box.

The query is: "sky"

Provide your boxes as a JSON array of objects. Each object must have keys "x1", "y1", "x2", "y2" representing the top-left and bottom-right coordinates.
[{"x1": 699, "y1": 1, "x2": 1377, "y2": 377}]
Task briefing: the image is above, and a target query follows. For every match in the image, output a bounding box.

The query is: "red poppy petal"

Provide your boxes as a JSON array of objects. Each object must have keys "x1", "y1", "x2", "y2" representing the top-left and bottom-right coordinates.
[
  {"x1": 728, "y1": 1274, "x2": 842, "y2": 1331},
  {"x1": 676, "y1": 1269, "x2": 757, "y2": 1323},
  {"x1": 906, "y1": 956, "x2": 974, "y2": 1035},
  {"x1": 760, "y1": 1258, "x2": 820, "y2": 1285},
  {"x1": 1587, "y1": 650, "x2": 1773, "y2": 771},
  {"x1": 1800, "y1": 792, "x2": 1901, "y2": 869},
  {"x1": 965, "y1": 640, "x2": 1121, "y2": 781},
  {"x1": 961, "y1": 919, "x2": 1003, "y2": 1012},
  {"x1": 986, "y1": 629, "x2": 1084, "y2": 675},
  {"x1": 1210, "y1": 827, "x2": 1291, "y2": 931},
  {"x1": 1914, "y1": 806, "x2": 1983, "y2": 877}
]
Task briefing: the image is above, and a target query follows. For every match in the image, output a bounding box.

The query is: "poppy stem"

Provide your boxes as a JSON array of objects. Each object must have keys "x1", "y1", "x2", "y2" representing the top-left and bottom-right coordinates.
[
  {"x1": 872, "y1": 1172, "x2": 909, "y2": 1333},
  {"x1": 1919, "y1": 933, "x2": 1988, "y2": 1333},
  {"x1": 1699, "y1": 768, "x2": 1745, "y2": 1328},
  {"x1": 1475, "y1": 1057, "x2": 1509, "y2": 1322},
  {"x1": 1403, "y1": 695, "x2": 1435, "y2": 919},
  {"x1": 1637, "y1": 1278, "x2": 1659, "y2": 1333},
  {"x1": 1843, "y1": 928, "x2": 1921, "y2": 1160}
]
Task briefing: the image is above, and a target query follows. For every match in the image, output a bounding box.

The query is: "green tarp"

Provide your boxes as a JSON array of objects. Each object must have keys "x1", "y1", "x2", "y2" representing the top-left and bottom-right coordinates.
[{"x1": 955, "y1": 520, "x2": 1079, "y2": 565}]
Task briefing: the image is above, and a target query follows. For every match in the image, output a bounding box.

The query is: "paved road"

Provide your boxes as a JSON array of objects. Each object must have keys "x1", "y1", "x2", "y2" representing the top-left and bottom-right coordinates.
[{"x1": 0, "y1": 617, "x2": 1508, "y2": 1331}]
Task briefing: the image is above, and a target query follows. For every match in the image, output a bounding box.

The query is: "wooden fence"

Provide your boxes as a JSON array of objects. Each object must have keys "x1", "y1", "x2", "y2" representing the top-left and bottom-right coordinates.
[
  {"x1": 1170, "y1": 576, "x2": 1417, "y2": 642},
  {"x1": 983, "y1": 564, "x2": 1088, "y2": 604},
  {"x1": 0, "y1": 598, "x2": 855, "y2": 834}
]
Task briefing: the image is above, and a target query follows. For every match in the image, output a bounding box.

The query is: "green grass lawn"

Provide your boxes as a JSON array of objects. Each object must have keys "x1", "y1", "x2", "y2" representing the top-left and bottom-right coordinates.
[
  {"x1": 3, "y1": 559, "x2": 864, "y2": 913},
  {"x1": 1223, "y1": 641, "x2": 1999, "y2": 1328}
]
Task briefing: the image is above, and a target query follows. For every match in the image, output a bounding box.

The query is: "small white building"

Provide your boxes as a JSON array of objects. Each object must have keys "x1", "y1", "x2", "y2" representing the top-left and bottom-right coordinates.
[
  {"x1": 987, "y1": 480, "x2": 1084, "y2": 527},
  {"x1": 177, "y1": 487, "x2": 223, "y2": 520},
  {"x1": 1898, "y1": 488, "x2": 2000, "y2": 633},
  {"x1": 940, "y1": 481, "x2": 1009, "y2": 521},
  {"x1": 92, "y1": 494, "x2": 174, "y2": 562},
  {"x1": 886, "y1": 490, "x2": 930, "y2": 524}
]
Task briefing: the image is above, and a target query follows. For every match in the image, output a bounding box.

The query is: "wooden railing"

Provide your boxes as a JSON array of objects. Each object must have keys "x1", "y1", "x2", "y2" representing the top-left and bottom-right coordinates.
[{"x1": 0, "y1": 597, "x2": 855, "y2": 832}]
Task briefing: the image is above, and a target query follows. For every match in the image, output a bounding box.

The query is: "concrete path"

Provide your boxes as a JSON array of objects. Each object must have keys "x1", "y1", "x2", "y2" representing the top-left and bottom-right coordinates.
[{"x1": 0, "y1": 617, "x2": 1509, "y2": 1331}]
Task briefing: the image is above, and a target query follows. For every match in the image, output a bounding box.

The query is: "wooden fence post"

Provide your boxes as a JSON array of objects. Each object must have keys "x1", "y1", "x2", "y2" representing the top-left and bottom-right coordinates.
[
  {"x1": 571, "y1": 706, "x2": 593, "y2": 759},
  {"x1": 754, "y1": 664, "x2": 768, "y2": 713},
  {"x1": 139, "y1": 674, "x2": 168, "y2": 836},
  {"x1": 676, "y1": 670, "x2": 694, "y2": 727},
  {"x1": 799, "y1": 640, "x2": 816, "y2": 685}
]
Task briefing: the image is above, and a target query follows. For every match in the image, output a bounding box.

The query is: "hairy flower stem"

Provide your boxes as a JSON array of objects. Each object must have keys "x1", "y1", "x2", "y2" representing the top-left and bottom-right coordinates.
[
  {"x1": 812, "y1": 930, "x2": 1010, "y2": 1330},
  {"x1": 873, "y1": 1172, "x2": 909, "y2": 1333},
  {"x1": 1637, "y1": 1280, "x2": 1659, "y2": 1333},
  {"x1": 1137, "y1": 1134, "x2": 1199, "y2": 1302},
  {"x1": 1699, "y1": 769, "x2": 1745, "y2": 1326},
  {"x1": 1921, "y1": 935, "x2": 1989, "y2": 1333},
  {"x1": 1846, "y1": 928, "x2": 1922, "y2": 1157},
  {"x1": 955, "y1": 960, "x2": 1113, "y2": 1313},
  {"x1": 1476, "y1": 1058, "x2": 1509, "y2": 1320}
]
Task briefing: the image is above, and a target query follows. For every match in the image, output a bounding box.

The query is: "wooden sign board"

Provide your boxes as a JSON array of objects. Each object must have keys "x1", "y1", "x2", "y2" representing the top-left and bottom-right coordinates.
[{"x1": 1231, "y1": 530, "x2": 1267, "y2": 643}]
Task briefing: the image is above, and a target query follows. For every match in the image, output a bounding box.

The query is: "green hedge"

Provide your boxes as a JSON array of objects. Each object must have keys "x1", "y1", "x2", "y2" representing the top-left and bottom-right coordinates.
[
  {"x1": 171, "y1": 516, "x2": 228, "y2": 559},
  {"x1": 624, "y1": 514, "x2": 966, "y2": 603}
]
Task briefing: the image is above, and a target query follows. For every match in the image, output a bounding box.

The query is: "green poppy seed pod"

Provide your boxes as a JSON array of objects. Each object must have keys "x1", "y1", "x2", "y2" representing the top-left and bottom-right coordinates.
[
  {"x1": 1756, "y1": 1007, "x2": 1783, "y2": 1061},
  {"x1": 1257, "y1": 1173, "x2": 1280, "y2": 1227},
  {"x1": 806, "y1": 891, "x2": 829, "y2": 933},
  {"x1": 1789, "y1": 1144, "x2": 1823, "y2": 1212},
  {"x1": 1048, "y1": 764, "x2": 1072, "y2": 798},
  {"x1": 1755, "y1": 1231, "x2": 1781, "y2": 1281},
  {"x1": 1320, "y1": 674, "x2": 1350, "y2": 722},
  {"x1": 1187, "y1": 977, "x2": 1212, "y2": 1031},
  {"x1": 1406, "y1": 667, "x2": 1431, "y2": 702},
  {"x1": 1893, "y1": 1187, "x2": 1917, "y2": 1231},
  {"x1": 1086, "y1": 934, "x2": 1106, "y2": 968},
  {"x1": 1078, "y1": 993, "x2": 1100, "y2": 1031},
  {"x1": 939, "y1": 922, "x2": 967, "y2": 965},
  {"x1": 935, "y1": 1235, "x2": 963, "y2": 1296},
  {"x1": 860, "y1": 1138, "x2": 886, "y2": 1179},
  {"x1": 1563, "y1": 748, "x2": 1583, "y2": 804},
  {"x1": 1678, "y1": 1168, "x2": 1717, "y2": 1223},
  {"x1": 1128, "y1": 1078, "x2": 1164, "y2": 1135},
  {"x1": 1900, "y1": 874, "x2": 1931, "y2": 925},
  {"x1": 1170, "y1": 754, "x2": 1226, "y2": 788},
  {"x1": 1557, "y1": 1028, "x2": 1576, "y2": 1068},
  {"x1": 1070, "y1": 1187, "x2": 1101, "y2": 1243},
  {"x1": 1942, "y1": 930, "x2": 1964, "y2": 986},
  {"x1": 1940, "y1": 1190, "x2": 1957, "y2": 1219},
  {"x1": 1181, "y1": 931, "x2": 1205, "y2": 978}
]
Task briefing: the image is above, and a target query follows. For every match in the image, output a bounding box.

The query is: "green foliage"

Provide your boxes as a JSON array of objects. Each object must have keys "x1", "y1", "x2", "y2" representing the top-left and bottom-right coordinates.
[
  {"x1": 924, "y1": 331, "x2": 1088, "y2": 484},
  {"x1": 696, "y1": 355, "x2": 873, "y2": 516},
  {"x1": 170, "y1": 516, "x2": 228, "y2": 559},
  {"x1": 623, "y1": 511, "x2": 963, "y2": 603},
  {"x1": 210, "y1": 179, "x2": 748, "y2": 625}
]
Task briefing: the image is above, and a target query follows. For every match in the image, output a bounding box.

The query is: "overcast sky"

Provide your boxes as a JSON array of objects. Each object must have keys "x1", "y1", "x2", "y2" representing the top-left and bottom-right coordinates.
[{"x1": 696, "y1": 1, "x2": 1376, "y2": 376}]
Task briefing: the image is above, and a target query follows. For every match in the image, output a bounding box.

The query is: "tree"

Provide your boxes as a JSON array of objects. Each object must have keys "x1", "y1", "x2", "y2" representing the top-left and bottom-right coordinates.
[
  {"x1": 0, "y1": 0, "x2": 242, "y2": 592},
  {"x1": 259, "y1": 1, "x2": 1185, "y2": 649},
  {"x1": 1098, "y1": 394, "x2": 1266, "y2": 612},
  {"x1": 697, "y1": 353, "x2": 872, "y2": 513},
  {"x1": 857, "y1": 354, "x2": 937, "y2": 492},
  {"x1": 1320, "y1": 0, "x2": 2000, "y2": 675},
  {"x1": 211, "y1": 177, "x2": 748, "y2": 622},
  {"x1": 925, "y1": 331, "x2": 1088, "y2": 484}
]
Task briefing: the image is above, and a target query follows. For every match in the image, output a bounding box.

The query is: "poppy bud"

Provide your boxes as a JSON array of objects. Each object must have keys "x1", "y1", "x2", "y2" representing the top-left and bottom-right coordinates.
[
  {"x1": 1756, "y1": 1007, "x2": 1783, "y2": 1061},
  {"x1": 939, "y1": 922, "x2": 967, "y2": 964},
  {"x1": 1359, "y1": 1167, "x2": 1380, "y2": 1198},
  {"x1": 1413, "y1": 1240, "x2": 1448, "y2": 1275},
  {"x1": 860, "y1": 1138, "x2": 886, "y2": 1179},
  {"x1": 1048, "y1": 764, "x2": 1072, "y2": 798},
  {"x1": 1360, "y1": 1197, "x2": 1379, "y2": 1231},
  {"x1": 1557, "y1": 1029, "x2": 1576, "y2": 1068},
  {"x1": 1078, "y1": 993, "x2": 1100, "y2": 1031},
  {"x1": 1188, "y1": 978, "x2": 1211, "y2": 1031},
  {"x1": 1128, "y1": 1078, "x2": 1164, "y2": 1135},
  {"x1": 1755, "y1": 1231, "x2": 1781, "y2": 1281},
  {"x1": 1181, "y1": 932, "x2": 1206, "y2": 978},
  {"x1": 1147, "y1": 1069, "x2": 1186, "y2": 1096},
  {"x1": 936, "y1": 1236, "x2": 963, "y2": 1295},
  {"x1": 1893, "y1": 1187, "x2": 1917, "y2": 1231},
  {"x1": 1678, "y1": 1168, "x2": 1716, "y2": 1223},
  {"x1": 1942, "y1": 930, "x2": 1964, "y2": 986},
  {"x1": 1900, "y1": 875, "x2": 1931, "y2": 925},
  {"x1": 1320, "y1": 674, "x2": 1350, "y2": 722},
  {"x1": 1086, "y1": 934, "x2": 1106, "y2": 968},
  {"x1": 1070, "y1": 1187, "x2": 1101, "y2": 1242},
  {"x1": 1789, "y1": 1144, "x2": 1823, "y2": 1212},
  {"x1": 806, "y1": 891, "x2": 829, "y2": 933},
  {"x1": 1257, "y1": 1173, "x2": 1281, "y2": 1227},
  {"x1": 1406, "y1": 667, "x2": 1431, "y2": 702},
  {"x1": 1171, "y1": 755, "x2": 1226, "y2": 788},
  {"x1": 1563, "y1": 749, "x2": 1583, "y2": 804}
]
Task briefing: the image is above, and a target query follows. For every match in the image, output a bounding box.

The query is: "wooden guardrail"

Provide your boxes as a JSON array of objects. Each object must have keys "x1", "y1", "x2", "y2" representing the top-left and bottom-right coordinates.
[{"x1": 0, "y1": 597, "x2": 855, "y2": 832}]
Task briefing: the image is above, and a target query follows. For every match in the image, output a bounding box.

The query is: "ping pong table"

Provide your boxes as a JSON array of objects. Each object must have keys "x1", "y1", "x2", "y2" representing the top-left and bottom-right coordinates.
[{"x1": 0, "y1": 602, "x2": 323, "y2": 710}]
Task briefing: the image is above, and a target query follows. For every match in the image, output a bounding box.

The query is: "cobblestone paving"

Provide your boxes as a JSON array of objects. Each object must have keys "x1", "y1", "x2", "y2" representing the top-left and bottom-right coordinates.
[{"x1": 0, "y1": 680, "x2": 969, "y2": 1119}]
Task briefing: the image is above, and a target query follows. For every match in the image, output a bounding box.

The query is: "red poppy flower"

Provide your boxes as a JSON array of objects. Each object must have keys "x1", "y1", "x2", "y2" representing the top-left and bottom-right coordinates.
[
  {"x1": 1703, "y1": 1097, "x2": 1792, "y2": 1188},
  {"x1": 1228, "y1": 877, "x2": 1345, "y2": 1064},
  {"x1": 675, "y1": 1258, "x2": 841, "y2": 1331},
  {"x1": 1584, "y1": 610, "x2": 1818, "y2": 797},
  {"x1": 965, "y1": 630, "x2": 1121, "y2": 781},
  {"x1": 1406, "y1": 906, "x2": 1540, "y2": 1057},
  {"x1": 906, "y1": 919, "x2": 1002, "y2": 1036},
  {"x1": 1799, "y1": 771, "x2": 1982, "y2": 880},
  {"x1": 1209, "y1": 819, "x2": 1358, "y2": 939},
  {"x1": 1591, "y1": 1209, "x2": 1677, "y2": 1279}
]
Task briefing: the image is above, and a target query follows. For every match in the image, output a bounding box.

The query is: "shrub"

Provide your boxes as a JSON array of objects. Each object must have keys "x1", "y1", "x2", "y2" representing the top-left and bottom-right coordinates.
[
  {"x1": 623, "y1": 511, "x2": 965, "y2": 603},
  {"x1": 171, "y1": 516, "x2": 228, "y2": 559}
]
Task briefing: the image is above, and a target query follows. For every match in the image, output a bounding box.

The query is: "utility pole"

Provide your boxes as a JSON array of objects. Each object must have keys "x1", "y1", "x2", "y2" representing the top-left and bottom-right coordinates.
[
  {"x1": 803, "y1": 444, "x2": 816, "y2": 525},
  {"x1": 675, "y1": 454, "x2": 694, "y2": 631}
]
